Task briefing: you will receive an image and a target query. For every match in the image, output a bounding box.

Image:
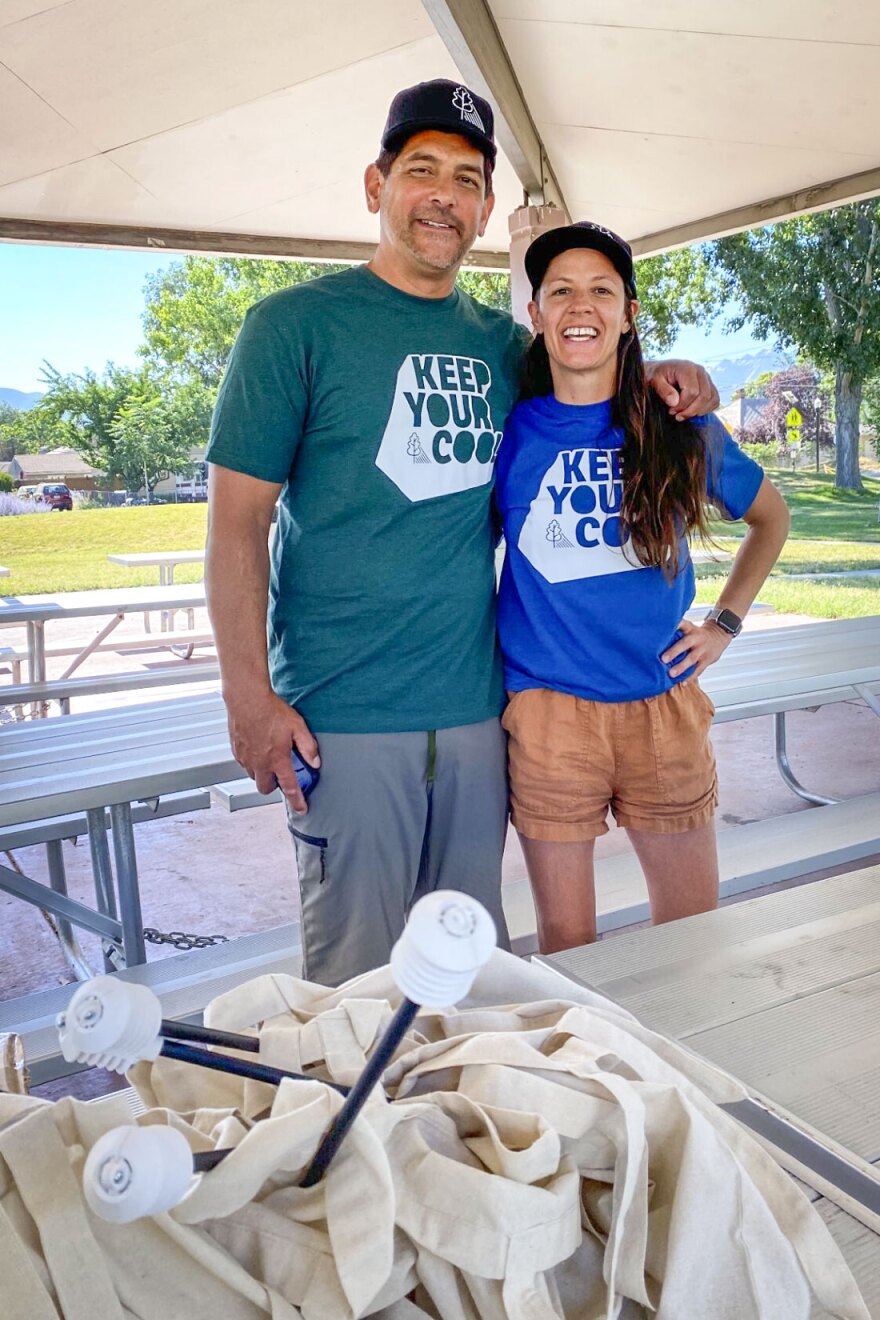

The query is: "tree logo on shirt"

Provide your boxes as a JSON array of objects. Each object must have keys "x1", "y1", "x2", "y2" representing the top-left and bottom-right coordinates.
[
  {"x1": 546, "y1": 519, "x2": 573, "y2": 548},
  {"x1": 519, "y1": 447, "x2": 644, "y2": 584},
  {"x1": 407, "y1": 434, "x2": 431, "y2": 464},
  {"x1": 375, "y1": 354, "x2": 504, "y2": 502}
]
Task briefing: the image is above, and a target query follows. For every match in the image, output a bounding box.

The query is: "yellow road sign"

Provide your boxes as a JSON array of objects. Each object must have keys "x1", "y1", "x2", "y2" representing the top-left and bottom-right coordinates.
[{"x1": 786, "y1": 406, "x2": 803, "y2": 445}]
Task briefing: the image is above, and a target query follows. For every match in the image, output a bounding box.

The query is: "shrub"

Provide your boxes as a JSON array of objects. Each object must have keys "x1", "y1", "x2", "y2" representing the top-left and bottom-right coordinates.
[
  {"x1": 0, "y1": 472, "x2": 14, "y2": 493},
  {"x1": 739, "y1": 441, "x2": 780, "y2": 467},
  {"x1": 0, "y1": 493, "x2": 51, "y2": 516}
]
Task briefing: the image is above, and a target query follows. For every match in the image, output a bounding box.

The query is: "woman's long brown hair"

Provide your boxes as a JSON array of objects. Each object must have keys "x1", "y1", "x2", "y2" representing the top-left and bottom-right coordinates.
[{"x1": 520, "y1": 306, "x2": 714, "y2": 579}]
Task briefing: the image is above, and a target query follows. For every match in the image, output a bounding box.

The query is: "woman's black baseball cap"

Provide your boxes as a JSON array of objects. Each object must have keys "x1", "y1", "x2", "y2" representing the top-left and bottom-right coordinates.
[
  {"x1": 381, "y1": 79, "x2": 496, "y2": 165},
  {"x1": 526, "y1": 221, "x2": 637, "y2": 297}
]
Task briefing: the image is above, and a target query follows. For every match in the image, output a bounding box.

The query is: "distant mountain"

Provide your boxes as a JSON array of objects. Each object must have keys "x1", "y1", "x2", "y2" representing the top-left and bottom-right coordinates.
[
  {"x1": 0, "y1": 388, "x2": 43, "y2": 410},
  {"x1": 709, "y1": 349, "x2": 795, "y2": 406}
]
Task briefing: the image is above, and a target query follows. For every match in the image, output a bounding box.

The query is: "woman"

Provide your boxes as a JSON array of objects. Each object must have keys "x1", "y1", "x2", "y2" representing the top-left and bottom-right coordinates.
[{"x1": 496, "y1": 222, "x2": 790, "y2": 953}]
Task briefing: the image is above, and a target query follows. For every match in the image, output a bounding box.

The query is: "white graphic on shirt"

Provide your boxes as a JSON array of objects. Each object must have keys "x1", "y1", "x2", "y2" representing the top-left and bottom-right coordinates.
[
  {"x1": 375, "y1": 354, "x2": 503, "y2": 502},
  {"x1": 546, "y1": 519, "x2": 574, "y2": 548},
  {"x1": 407, "y1": 434, "x2": 431, "y2": 464},
  {"x1": 519, "y1": 447, "x2": 646, "y2": 583},
  {"x1": 452, "y1": 87, "x2": 485, "y2": 132}
]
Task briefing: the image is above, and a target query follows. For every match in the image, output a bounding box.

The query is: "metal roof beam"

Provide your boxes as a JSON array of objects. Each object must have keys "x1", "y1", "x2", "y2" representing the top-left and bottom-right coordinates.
[
  {"x1": 0, "y1": 217, "x2": 510, "y2": 269},
  {"x1": 421, "y1": 0, "x2": 570, "y2": 217},
  {"x1": 632, "y1": 166, "x2": 880, "y2": 257}
]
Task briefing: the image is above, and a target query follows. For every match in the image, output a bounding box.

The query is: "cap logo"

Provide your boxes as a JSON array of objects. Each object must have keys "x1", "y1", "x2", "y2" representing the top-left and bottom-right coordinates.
[
  {"x1": 452, "y1": 86, "x2": 485, "y2": 132},
  {"x1": 587, "y1": 223, "x2": 618, "y2": 243}
]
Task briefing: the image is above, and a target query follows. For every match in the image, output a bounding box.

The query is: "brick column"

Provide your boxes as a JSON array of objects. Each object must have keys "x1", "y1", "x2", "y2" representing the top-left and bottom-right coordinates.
[{"x1": 508, "y1": 204, "x2": 567, "y2": 330}]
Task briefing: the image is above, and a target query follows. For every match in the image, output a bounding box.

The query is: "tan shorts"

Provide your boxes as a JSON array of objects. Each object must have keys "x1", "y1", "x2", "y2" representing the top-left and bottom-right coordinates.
[{"x1": 503, "y1": 683, "x2": 718, "y2": 842}]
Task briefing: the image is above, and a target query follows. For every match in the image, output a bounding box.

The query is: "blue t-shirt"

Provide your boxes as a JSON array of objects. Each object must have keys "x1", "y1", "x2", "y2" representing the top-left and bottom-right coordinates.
[{"x1": 495, "y1": 396, "x2": 764, "y2": 703}]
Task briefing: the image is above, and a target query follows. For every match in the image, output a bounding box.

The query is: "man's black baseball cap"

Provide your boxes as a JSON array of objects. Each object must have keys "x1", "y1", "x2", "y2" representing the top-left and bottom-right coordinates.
[
  {"x1": 525, "y1": 221, "x2": 637, "y2": 298},
  {"x1": 381, "y1": 79, "x2": 496, "y2": 165}
]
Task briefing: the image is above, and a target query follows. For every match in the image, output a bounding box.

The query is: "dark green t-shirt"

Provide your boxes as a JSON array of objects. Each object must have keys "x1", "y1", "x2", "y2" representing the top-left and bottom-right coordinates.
[{"x1": 207, "y1": 265, "x2": 527, "y2": 733}]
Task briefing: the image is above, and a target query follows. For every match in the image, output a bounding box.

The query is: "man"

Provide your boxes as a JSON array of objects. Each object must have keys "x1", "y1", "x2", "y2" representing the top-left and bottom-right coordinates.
[{"x1": 205, "y1": 79, "x2": 718, "y2": 985}]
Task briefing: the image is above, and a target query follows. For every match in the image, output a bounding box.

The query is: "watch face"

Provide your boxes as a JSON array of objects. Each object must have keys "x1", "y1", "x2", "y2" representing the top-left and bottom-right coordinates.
[{"x1": 715, "y1": 608, "x2": 742, "y2": 635}]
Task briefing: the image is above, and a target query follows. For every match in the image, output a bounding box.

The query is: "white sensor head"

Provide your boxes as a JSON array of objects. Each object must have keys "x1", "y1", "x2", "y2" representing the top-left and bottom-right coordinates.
[
  {"x1": 83, "y1": 1124, "x2": 194, "y2": 1223},
  {"x1": 390, "y1": 891, "x2": 496, "y2": 1006},
  {"x1": 57, "y1": 977, "x2": 163, "y2": 1073}
]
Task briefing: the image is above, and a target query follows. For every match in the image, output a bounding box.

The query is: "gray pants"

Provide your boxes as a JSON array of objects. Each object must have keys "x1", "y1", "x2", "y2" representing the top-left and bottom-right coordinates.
[{"x1": 287, "y1": 717, "x2": 510, "y2": 986}]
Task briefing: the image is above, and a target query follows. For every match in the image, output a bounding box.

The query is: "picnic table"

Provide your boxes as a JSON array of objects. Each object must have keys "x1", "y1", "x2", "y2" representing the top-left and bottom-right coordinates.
[
  {"x1": 0, "y1": 692, "x2": 241, "y2": 970},
  {"x1": 0, "y1": 584, "x2": 207, "y2": 684},
  {"x1": 107, "y1": 550, "x2": 205, "y2": 586},
  {"x1": 539, "y1": 868, "x2": 880, "y2": 1310}
]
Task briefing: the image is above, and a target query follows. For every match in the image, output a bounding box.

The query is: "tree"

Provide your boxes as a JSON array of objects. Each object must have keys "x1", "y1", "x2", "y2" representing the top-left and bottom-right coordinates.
[
  {"x1": 38, "y1": 362, "x2": 139, "y2": 467},
  {"x1": 110, "y1": 393, "x2": 183, "y2": 493},
  {"x1": 634, "y1": 248, "x2": 720, "y2": 354},
  {"x1": 141, "y1": 257, "x2": 347, "y2": 389},
  {"x1": 736, "y1": 366, "x2": 833, "y2": 467},
  {"x1": 0, "y1": 396, "x2": 67, "y2": 462},
  {"x1": 30, "y1": 363, "x2": 206, "y2": 491},
  {"x1": 744, "y1": 371, "x2": 775, "y2": 399},
  {"x1": 862, "y1": 374, "x2": 880, "y2": 462},
  {"x1": 456, "y1": 269, "x2": 511, "y2": 311},
  {"x1": 710, "y1": 200, "x2": 880, "y2": 490}
]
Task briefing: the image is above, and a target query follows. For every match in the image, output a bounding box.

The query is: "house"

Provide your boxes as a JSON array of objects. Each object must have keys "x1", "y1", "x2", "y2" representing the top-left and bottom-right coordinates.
[
  {"x1": 148, "y1": 448, "x2": 208, "y2": 502},
  {"x1": 9, "y1": 449, "x2": 103, "y2": 491},
  {"x1": 716, "y1": 396, "x2": 769, "y2": 435}
]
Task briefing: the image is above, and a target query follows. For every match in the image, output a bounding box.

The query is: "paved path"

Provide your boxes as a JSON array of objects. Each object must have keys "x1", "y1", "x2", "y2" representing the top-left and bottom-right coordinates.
[{"x1": 772, "y1": 568, "x2": 880, "y2": 580}]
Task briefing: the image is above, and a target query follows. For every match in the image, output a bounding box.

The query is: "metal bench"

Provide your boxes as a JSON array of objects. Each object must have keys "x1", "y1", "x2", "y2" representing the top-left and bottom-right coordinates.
[
  {"x1": 0, "y1": 634, "x2": 214, "y2": 669},
  {"x1": 0, "y1": 660, "x2": 220, "y2": 716}
]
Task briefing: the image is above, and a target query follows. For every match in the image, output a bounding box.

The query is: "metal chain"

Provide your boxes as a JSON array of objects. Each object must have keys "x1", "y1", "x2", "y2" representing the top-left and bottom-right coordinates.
[{"x1": 143, "y1": 927, "x2": 229, "y2": 951}]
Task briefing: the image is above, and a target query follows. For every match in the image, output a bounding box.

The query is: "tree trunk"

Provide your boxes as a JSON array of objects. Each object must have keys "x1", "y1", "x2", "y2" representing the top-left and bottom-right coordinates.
[{"x1": 834, "y1": 367, "x2": 863, "y2": 491}]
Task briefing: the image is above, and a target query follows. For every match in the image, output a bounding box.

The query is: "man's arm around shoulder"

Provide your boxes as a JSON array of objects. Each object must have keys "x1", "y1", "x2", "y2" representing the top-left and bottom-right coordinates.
[{"x1": 206, "y1": 463, "x2": 319, "y2": 813}]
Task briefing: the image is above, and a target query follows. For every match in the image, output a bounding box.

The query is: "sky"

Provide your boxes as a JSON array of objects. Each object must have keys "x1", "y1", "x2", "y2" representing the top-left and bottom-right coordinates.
[{"x1": 0, "y1": 242, "x2": 776, "y2": 395}]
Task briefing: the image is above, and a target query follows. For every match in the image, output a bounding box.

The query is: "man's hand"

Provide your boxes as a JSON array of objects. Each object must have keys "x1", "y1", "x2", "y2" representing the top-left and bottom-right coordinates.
[
  {"x1": 225, "y1": 689, "x2": 320, "y2": 814},
  {"x1": 645, "y1": 360, "x2": 720, "y2": 421},
  {"x1": 661, "y1": 618, "x2": 731, "y2": 681}
]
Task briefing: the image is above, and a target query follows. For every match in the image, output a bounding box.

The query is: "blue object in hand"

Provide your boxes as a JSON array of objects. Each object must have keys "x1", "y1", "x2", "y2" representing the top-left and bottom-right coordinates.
[{"x1": 292, "y1": 749, "x2": 320, "y2": 798}]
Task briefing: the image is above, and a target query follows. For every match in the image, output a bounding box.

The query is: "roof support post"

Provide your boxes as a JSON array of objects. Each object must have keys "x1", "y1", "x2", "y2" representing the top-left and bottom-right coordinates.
[
  {"x1": 422, "y1": 0, "x2": 569, "y2": 216},
  {"x1": 508, "y1": 204, "x2": 567, "y2": 329}
]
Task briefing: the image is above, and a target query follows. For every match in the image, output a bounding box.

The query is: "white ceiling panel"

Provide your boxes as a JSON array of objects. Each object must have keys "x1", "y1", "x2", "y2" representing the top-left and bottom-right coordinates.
[
  {"x1": 153, "y1": 39, "x2": 524, "y2": 243},
  {"x1": 547, "y1": 123, "x2": 876, "y2": 237},
  {"x1": 0, "y1": 0, "x2": 433, "y2": 154},
  {"x1": 0, "y1": 19, "x2": 522, "y2": 250},
  {"x1": 0, "y1": 155, "x2": 194, "y2": 227},
  {"x1": 492, "y1": 0, "x2": 880, "y2": 46},
  {"x1": 496, "y1": 20, "x2": 880, "y2": 157},
  {"x1": 0, "y1": 60, "x2": 92, "y2": 186},
  {"x1": 0, "y1": 1, "x2": 72, "y2": 31}
]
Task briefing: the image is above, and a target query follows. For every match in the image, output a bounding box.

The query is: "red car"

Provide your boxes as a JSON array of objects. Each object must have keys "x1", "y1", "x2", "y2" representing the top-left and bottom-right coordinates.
[{"x1": 37, "y1": 482, "x2": 73, "y2": 511}]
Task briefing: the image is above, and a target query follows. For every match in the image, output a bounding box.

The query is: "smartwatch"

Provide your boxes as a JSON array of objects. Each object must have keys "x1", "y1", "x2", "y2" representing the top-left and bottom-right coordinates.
[{"x1": 705, "y1": 606, "x2": 743, "y2": 638}]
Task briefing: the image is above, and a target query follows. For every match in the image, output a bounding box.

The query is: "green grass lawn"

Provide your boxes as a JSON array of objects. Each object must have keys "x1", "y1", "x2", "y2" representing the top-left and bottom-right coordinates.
[
  {"x1": 711, "y1": 468, "x2": 880, "y2": 543},
  {"x1": 0, "y1": 504, "x2": 208, "y2": 593},
  {"x1": 697, "y1": 467, "x2": 880, "y2": 617},
  {"x1": 1, "y1": 469, "x2": 879, "y2": 619},
  {"x1": 694, "y1": 574, "x2": 879, "y2": 619}
]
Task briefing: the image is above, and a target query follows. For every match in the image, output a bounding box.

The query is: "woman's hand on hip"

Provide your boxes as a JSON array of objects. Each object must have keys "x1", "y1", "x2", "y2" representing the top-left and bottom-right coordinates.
[{"x1": 661, "y1": 618, "x2": 731, "y2": 680}]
